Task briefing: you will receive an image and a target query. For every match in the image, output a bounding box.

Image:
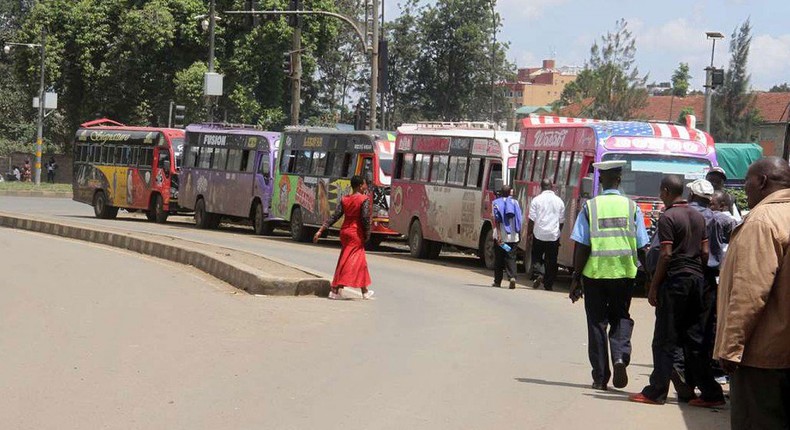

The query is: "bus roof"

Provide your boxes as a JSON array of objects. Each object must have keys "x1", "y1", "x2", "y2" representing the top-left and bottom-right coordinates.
[
  {"x1": 284, "y1": 126, "x2": 390, "y2": 140},
  {"x1": 79, "y1": 118, "x2": 183, "y2": 136},
  {"x1": 398, "y1": 124, "x2": 520, "y2": 144},
  {"x1": 185, "y1": 123, "x2": 280, "y2": 141}
]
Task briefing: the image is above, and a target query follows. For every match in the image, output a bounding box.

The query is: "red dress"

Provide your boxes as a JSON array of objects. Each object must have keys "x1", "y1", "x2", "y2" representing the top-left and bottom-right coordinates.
[{"x1": 328, "y1": 193, "x2": 372, "y2": 289}]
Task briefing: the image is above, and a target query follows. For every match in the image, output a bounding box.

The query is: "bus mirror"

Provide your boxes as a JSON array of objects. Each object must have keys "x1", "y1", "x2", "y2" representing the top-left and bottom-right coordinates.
[
  {"x1": 163, "y1": 160, "x2": 171, "y2": 174},
  {"x1": 581, "y1": 176, "x2": 593, "y2": 198}
]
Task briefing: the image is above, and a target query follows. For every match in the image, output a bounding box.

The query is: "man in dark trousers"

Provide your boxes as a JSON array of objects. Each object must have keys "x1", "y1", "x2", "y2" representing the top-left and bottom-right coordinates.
[
  {"x1": 527, "y1": 179, "x2": 565, "y2": 291},
  {"x1": 569, "y1": 160, "x2": 649, "y2": 391},
  {"x1": 631, "y1": 175, "x2": 725, "y2": 407},
  {"x1": 492, "y1": 185, "x2": 522, "y2": 289},
  {"x1": 716, "y1": 157, "x2": 790, "y2": 429}
]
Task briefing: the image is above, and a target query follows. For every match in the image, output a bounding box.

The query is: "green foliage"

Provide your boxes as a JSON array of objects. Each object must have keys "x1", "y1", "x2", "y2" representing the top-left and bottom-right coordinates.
[
  {"x1": 710, "y1": 19, "x2": 762, "y2": 142},
  {"x1": 558, "y1": 19, "x2": 648, "y2": 120},
  {"x1": 728, "y1": 187, "x2": 748, "y2": 211},
  {"x1": 769, "y1": 83, "x2": 790, "y2": 92},
  {"x1": 677, "y1": 107, "x2": 695, "y2": 125},
  {"x1": 385, "y1": 0, "x2": 514, "y2": 125},
  {"x1": 671, "y1": 63, "x2": 691, "y2": 97}
]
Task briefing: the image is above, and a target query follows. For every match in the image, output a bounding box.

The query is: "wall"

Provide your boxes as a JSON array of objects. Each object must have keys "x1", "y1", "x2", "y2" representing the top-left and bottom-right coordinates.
[{"x1": 2, "y1": 152, "x2": 73, "y2": 183}]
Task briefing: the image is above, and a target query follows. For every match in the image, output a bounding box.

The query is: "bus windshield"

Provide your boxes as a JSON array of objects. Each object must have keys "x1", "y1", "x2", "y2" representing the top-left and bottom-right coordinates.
[
  {"x1": 379, "y1": 157, "x2": 393, "y2": 182},
  {"x1": 602, "y1": 153, "x2": 712, "y2": 199}
]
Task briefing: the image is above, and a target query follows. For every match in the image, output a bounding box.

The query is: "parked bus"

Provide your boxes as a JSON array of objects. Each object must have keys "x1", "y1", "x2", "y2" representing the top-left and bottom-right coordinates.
[
  {"x1": 271, "y1": 128, "x2": 399, "y2": 246},
  {"x1": 389, "y1": 122, "x2": 522, "y2": 268},
  {"x1": 514, "y1": 115, "x2": 719, "y2": 273},
  {"x1": 179, "y1": 123, "x2": 280, "y2": 234},
  {"x1": 72, "y1": 118, "x2": 183, "y2": 222}
]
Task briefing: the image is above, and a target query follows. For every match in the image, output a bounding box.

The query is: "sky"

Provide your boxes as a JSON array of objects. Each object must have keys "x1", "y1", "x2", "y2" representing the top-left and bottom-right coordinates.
[{"x1": 383, "y1": 0, "x2": 790, "y2": 91}]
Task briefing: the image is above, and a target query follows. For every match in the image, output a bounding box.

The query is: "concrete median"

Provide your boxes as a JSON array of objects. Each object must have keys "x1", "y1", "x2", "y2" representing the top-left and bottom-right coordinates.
[{"x1": 0, "y1": 211, "x2": 330, "y2": 296}]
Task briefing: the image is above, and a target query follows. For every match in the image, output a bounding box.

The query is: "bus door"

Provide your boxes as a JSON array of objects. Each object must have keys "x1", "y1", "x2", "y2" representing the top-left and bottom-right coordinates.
[
  {"x1": 156, "y1": 147, "x2": 171, "y2": 190},
  {"x1": 358, "y1": 155, "x2": 374, "y2": 184},
  {"x1": 257, "y1": 150, "x2": 273, "y2": 214},
  {"x1": 482, "y1": 160, "x2": 503, "y2": 221}
]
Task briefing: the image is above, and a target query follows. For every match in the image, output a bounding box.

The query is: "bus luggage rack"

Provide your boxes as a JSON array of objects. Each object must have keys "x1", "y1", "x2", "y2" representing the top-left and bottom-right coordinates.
[
  {"x1": 406, "y1": 121, "x2": 499, "y2": 130},
  {"x1": 199, "y1": 122, "x2": 265, "y2": 130}
]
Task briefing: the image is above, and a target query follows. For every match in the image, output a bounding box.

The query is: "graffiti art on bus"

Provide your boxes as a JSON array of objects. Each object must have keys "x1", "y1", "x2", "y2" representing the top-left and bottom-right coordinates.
[
  {"x1": 74, "y1": 164, "x2": 151, "y2": 208},
  {"x1": 275, "y1": 175, "x2": 353, "y2": 227}
]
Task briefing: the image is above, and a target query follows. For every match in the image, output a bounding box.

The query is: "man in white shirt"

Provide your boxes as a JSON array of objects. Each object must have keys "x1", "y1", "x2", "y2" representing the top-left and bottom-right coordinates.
[{"x1": 528, "y1": 179, "x2": 566, "y2": 290}]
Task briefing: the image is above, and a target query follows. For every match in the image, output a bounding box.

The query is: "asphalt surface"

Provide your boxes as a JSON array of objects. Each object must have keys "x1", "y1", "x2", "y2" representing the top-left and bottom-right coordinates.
[{"x1": 0, "y1": 197, "x2": 729, "y2": 429}]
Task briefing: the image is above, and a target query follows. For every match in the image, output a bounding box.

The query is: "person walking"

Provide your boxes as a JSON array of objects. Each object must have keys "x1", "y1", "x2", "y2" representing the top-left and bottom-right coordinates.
[
  {"x1": 527, "y1": 179, "x2": 565, "y2": 291},
  {"x1": 569, "y1": 160, "x2": 649, "y2": 391},
  {"x1": 492, "y1": 184, "x2": 522, "y2": 289},
  {"x1": 45, "y1": 157, "x2": 57, "y2": 184},
  {"x1": 706, "y1": 167, "x2": 742, "y2": 222},
  {"x1": 630, "y1": 175, "x2": 725, "y2": 407},
  {"x1": 715, "y1": 157, "x2": 790, "y2": 429},
  {"x1": 313, "y1": 175, "x2": 374, "y2": 300}
]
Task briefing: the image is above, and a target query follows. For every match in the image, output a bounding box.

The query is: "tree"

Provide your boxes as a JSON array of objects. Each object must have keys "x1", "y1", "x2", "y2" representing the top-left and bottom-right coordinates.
[
  {"x1": 671, "y1": 63, "x2": 691, "y2": 97},
  {"x1": 677, "y1": 107, "x2": 695, "y2": 125},
  {"x1": 769, "y1": 83, "x2": 790, "y2": 92},
  {"x1": 385, "y1": 0, "x2": 514, "y2": 125},
  {"x1": 558, "y1": 19, "x2": 648, "y2": 120},
  {"x1": 710, "y1": 19, "x2": 761, "y2": 142}
]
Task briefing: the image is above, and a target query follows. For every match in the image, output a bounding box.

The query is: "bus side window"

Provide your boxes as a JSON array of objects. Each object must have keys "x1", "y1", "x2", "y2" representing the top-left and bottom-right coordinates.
[
  {"x1": 340, "y1": 152, "x2": 355, "y2": 177},
  {"x1": 312, "y1": 151, "x2": 328, "y2": 176},
  {"x1": 487, "y1": 162, "x2": 503, "y2": 192},
  {"x1": 568, "y1": 152, "x2": 584, "y2": 187},
  {"x1": 259, "y1": 152, "x2": 271, "y2": 177},
  {"x1": 227, "y1": 149, "x2": 243, "y2": 171},
  {"x1": 466, "y1": 157, "x2": 483, "y2": 189},
  {"x1": 114, "y1": 146, "x2": 123, "y2": 165},
  {"x1": 132, "y1": 147, "x2": 141, "y2": 166},
  {"x1": 544, "y1": 150, "x2": 559, "y2": 181},
  {"x1": 430, "y1": 155, "x2": 449, "y2": 184},
  {"x1": 519, "y1": 150, "x2": 535, "y2": 181},
  {"x1": 413, "y1": 154, "x2": 424, "y2": 181},
  {"x1": 557, "y1": 151, "x2": 572, "y2": 185},
  {"x1": 198, "y1": 147, "x2": 213, "y2": 169},
  {"x1": 361, "y1": 156, "x2": 373, "y2": 182},
  {"x1": 402, "y1": 153, "x2": 414, "y2": 180},
  {"x1": 532, "y1": 151, "x2": 546, "y2": 182},
  {"x1": 212, "y1": 148, "x2": 228, "y2": 170},
  {"x1": 324, "y1": 152, "x2": 336, "y2": 176}
]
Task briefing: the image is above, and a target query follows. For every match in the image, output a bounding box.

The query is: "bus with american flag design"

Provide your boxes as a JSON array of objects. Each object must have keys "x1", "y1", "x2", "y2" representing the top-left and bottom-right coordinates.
[{"x1": 514, "y1": 114, "x2": 719, "y2": 273}]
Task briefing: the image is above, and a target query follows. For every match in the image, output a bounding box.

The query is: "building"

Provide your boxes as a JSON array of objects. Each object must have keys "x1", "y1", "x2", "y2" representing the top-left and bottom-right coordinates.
[{"x1": 503, "y1": 59, "x2": 579, "y2": 129}]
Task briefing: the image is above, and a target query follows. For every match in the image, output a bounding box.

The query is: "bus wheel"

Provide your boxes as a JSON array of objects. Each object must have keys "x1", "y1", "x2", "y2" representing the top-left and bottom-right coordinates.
[
  {"x1": 290, "y1": 207, "x2": 313, "y2": 242},
  {"x1": 195, "y1": 198, "x2": 211, "y2": 229},
  {"x1": 145, "y1": 210, "x2": 156, "y2": 221},
  {"x1": 252, "y1": 201, "x2": 275, "y2": 235},
  {"x1": 93, "y1": 191, "x2": 118, "y2": 219},
  {"x1": 427, "y1": 241, "x2": 442, "y2": 260},
  {"x1": 479, "y1": 227, "x2": 496, "y2": 269},
  {"x1": 151, "y1": 194, "x2": 168, "y2": 223},
  {"x1": 408, "y1": 219, "x2": 429, "y2": 259}
]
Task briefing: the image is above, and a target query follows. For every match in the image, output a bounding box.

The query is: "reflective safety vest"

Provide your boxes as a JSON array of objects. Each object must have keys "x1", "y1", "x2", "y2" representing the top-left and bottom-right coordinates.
[{"x1": 582, "y1": 194, "x2": 639, "y2": 279}]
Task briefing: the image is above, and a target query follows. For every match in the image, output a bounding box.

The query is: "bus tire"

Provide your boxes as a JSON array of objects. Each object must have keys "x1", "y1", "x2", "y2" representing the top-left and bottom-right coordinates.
[
  {"x1": 195, "y1": 198, "x2": 211, "y2": 229},
  {"x1": 151, "y1": 194, "x2": 168, "y2": 223},
  {"x1": 290, "y1": 207, "x2": 314, "y2": 242},
  {"x1": 408, "y1": 219, "x2": 429, "y2": 259},
  {"x1": 144, "y1": 210, "x2": 156, "y2": 221},
  {"x1": 93, "y1": 191, "x2": 118, "y2": 219},
  {"x1": 427, "y1": 241, "x2": 442, "y2": 260},
  {"x1": 479, "y1": 226, "x2": 496, "y2": 270},
  {"x1": 252, "y1": 201, "x2": 275, "y2": 235}
]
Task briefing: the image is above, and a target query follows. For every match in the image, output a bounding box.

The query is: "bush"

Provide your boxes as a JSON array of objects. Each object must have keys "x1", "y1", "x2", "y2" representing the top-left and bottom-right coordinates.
[{"x1": 728, "y1": 187, "x2": 748, "y2": 211}]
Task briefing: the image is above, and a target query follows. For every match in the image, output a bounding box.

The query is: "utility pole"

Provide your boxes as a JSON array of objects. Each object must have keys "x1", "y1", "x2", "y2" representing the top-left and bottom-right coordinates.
[
  {"x1": 207, "y1": 0, "x2": 217, "y2": 121},
  {"x1": 704, "y1": 31, "x2": 724, "y2": 134},
  {"x1": 380, "y1": 0, "x2": 385, "y2": 130},
  {"x1": 368, "y1": 0, "x2": 380, "y2": 130},
  {"x1": 291, "y1": 22, "x2": 302, "y2": 125},
  {"x1": 34, "y1": 27, "x2": 46, "y2": 185}
]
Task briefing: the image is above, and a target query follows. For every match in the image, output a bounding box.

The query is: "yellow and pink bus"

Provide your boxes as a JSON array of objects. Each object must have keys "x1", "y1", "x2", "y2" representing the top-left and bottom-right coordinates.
[{"x1": 389, "y1": 122, "x2": 521, "y2": 268}]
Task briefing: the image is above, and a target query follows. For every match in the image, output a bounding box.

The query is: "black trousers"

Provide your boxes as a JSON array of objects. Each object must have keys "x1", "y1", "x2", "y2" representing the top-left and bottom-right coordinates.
[
  {"x1": 531, "y1": 238, "x2": 559, "y2": 290},
  {"x1": 583, "y1": 277, "x2": 635, "y2": 386},
  {"x1": 731, "y1": 366, "x2": 790, "y2": 430},
  {"x1": 641, "y1": 273, "x2": 724, "y2": 403},
  {"x1": 493, "y1": 242, "x2": 518, "y2": 285},
  {"x1": 46, "y1": 170, "x2": 55, "y2": 183}
]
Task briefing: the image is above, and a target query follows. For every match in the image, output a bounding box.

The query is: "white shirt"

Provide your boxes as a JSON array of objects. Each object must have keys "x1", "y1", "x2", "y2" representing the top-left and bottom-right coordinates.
[{"x1": 529, "y1": 190, "x2": 566, "y2": 242}]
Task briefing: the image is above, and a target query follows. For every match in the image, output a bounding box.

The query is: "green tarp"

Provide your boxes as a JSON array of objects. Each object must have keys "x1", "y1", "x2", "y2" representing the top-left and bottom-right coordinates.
[{"x1": 715, "y1": 143, "x2": 764, "y2": 180}]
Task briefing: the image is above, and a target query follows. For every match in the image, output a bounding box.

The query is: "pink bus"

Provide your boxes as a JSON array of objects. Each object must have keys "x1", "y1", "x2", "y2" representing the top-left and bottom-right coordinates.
[{"x1": 389, "y1": 122, "x2": 521, "y2": 268}]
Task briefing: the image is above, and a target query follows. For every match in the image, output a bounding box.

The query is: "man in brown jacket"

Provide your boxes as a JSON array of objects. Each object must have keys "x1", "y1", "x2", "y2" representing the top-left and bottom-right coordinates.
[{"x1": 714, "y1": 157, "x2": 790, "y2": 429}]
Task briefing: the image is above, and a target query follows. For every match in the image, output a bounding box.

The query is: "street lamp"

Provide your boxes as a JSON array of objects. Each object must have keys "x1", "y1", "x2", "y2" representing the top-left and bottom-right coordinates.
[
  {"x1": 4, "y1": 28, "x2": 46, "y2": 185},
  {"x1": 704, "y1": 31, "x2": 724, "y2": 134}
]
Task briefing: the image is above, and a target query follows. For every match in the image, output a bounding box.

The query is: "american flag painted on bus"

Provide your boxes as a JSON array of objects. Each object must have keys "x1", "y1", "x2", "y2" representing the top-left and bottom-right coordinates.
[{"x1": 525, "y1": 115, "x2": 713, "y2": 145}]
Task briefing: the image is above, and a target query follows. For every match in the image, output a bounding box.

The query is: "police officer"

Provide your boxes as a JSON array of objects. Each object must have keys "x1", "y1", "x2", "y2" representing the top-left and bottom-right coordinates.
[{"x1": 569, "y1": 160, "x2": 650, "y2": 391}]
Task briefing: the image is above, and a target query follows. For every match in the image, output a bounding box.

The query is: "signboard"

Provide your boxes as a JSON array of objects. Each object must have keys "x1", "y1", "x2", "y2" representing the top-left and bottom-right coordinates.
[
  {"x1": 413, "y1": 136, "x2": 451, "y2": 153},
  {"x1": 524, "y1": 128, "x2": 578, "y2": 151},
  {"x1": 76, "y1": 129, "x2": 161, "y2": 146},
  {"x1": 604, "y1": 136, "x2": 707, "y2": 156},
  {"x1": 199, "y1": 133, "x2": 267, "y2": 151},
  {"x1": 471, "y1": 139, "x2": 501, "y2": 156}
]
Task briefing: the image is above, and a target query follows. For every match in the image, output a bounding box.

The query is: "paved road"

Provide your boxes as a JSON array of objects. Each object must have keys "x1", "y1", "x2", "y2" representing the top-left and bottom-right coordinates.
[{"x1": 0, "y1": 198, "x2": 729, "y2": 429}]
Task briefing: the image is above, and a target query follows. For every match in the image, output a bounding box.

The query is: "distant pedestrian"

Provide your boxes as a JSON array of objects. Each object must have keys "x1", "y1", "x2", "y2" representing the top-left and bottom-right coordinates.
[
  {"x1": 313, "y1": 175, "x2": 374, "y2": 300},
  {"x1": 22, "y1": 158, "x2": 31, "y2": 182},
  {"x1": 715, "y1": 157, "x2": 790, "y2": 429},
  {"x1": 12, "y1": 166, "x2": 20, "y2": 181},
  {"x1": 706, "y1": 167, "x2": 741, "y2": 222},
  {"x1": 630, "y1": 175, "x2": 725, "y2": 407},
  {"x1": 527, "y1": 179, "x2": 565, "y2": 290},
  {"x1": 45, "y1": 157, "x2": 57, "y2": 183},
  {"x1": 492, "y1": 184, "x2": 522, "y2": 289},
  {"x1": 569, "y1": 160, "x2": 649, "y2": 391}
]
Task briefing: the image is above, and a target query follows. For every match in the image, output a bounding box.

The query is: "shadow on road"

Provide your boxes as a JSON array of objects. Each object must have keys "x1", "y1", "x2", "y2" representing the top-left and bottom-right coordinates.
[{"x1": 515, "y1": 377, "x2": 595, "y2": 390}]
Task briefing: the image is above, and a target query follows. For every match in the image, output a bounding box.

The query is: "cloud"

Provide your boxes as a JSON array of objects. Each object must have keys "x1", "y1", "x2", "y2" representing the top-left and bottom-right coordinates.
[
  {"x1": 750, "y1": 34, "x2": 790, "y2": 89},
  {"x1": 497, "y1": 0, "x2": 568, "y2": 20}
]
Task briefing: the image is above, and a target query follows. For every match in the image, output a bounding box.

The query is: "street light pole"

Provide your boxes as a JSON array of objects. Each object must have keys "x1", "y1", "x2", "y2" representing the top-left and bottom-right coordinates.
[
  {"x1": 34, "y1": 27, "x2": 46, "y2": 185},
  {"x1": 704, "y1": 31, "x2": 724, "y2": 134},
  {"x1": 207, "y1": 0, "x2": 216, "y2": 121},
  {"x1": 368, "y1": 0, "x2": 380, "y2": 130},
  {"x1": 489, "y1": 0, "x2": 496, "y2": 124}
]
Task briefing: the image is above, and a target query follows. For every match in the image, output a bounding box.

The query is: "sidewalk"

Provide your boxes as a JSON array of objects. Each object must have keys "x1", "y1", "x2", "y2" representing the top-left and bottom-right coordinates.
[{"x1": 0, "y1": 211, "x2": 330, "y2": 296}]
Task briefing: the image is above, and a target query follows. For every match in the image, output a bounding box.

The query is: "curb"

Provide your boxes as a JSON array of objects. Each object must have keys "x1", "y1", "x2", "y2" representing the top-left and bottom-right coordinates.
[
  {"x1": 0, "y1": 213, "x2": 330, "y2": 297},
  {"x1": 0, "y1": 190, "x2": 73, "y2": 198}
]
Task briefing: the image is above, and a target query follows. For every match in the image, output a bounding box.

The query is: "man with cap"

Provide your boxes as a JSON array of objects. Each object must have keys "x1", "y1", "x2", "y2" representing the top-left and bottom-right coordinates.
[
  {"x1": 569, "y1": 160, "x2": 650, "y2": 391},
  {"x1": 630, "y1": 175, "x2": 725, "y2": 407},
  {"x1": 706, "y1": 167, "x2": 742, "y2": 222}
]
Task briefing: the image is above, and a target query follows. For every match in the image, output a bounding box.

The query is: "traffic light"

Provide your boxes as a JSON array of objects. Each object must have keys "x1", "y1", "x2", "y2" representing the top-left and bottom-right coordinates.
[
  {"x1": 288, "y1": 0, "x2": 302, "y2": 28},
  {"x1": 173, "y1": 104, "x2": 186, "y2": 128},
  {"x1": 283, "y1": 52, "x2": 293, "y2": 76},
  {"x1": 711, "y1": 68, "x2": 725, "y2": 89}
]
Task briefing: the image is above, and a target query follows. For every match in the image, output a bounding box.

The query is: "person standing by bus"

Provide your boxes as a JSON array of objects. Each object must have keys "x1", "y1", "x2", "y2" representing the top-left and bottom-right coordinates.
[
  {"x1": 313, "y1": 175, "x2": 374, "y2": 300},
  {"x1": 569, "y1": 160, "x2": 649, "y2": 391},
  {"x1": 492, "y1": 184, "x2": 523, "y2": 290},
  {"x1": 706, "y1": 167, "x2": 742, "y2": 222},
  {"x1": 527, "y1": 179, "x2": 565, "y2": 291},
  {"x1": 630, "y1": 175, "x2": 725, "y2": 407}
]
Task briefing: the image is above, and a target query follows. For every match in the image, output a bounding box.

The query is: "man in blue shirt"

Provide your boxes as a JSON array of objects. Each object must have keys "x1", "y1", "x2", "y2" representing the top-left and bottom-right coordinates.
[{"x1": 569, "y1": 160, "x2": 649, "y2": 391}]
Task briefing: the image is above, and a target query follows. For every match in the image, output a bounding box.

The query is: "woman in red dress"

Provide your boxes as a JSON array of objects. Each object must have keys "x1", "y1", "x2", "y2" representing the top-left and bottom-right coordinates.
[{"x1": 313, "y1": 175, "x2": 374, "y2": 300}]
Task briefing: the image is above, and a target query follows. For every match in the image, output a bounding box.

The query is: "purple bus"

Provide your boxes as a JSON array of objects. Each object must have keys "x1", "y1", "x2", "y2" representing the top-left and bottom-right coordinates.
[{"x1": 180, "y1": 124, "x2": 281, "y2": 234}]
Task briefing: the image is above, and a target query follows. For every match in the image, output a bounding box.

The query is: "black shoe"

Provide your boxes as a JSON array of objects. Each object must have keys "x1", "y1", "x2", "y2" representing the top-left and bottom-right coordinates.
[
  {"x1": 613, "y1": 360, "x2": 628, "y2": 389},
  {"x1": 592, "y1": 382, "x2": 608, "y2": 391},
  {"x1": 509, "y1": 278, "x2": 516, "y2": 289}
]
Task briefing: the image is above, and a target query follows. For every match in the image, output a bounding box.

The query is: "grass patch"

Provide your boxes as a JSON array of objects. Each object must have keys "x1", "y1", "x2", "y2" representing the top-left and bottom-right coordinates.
[{"x1": 0, "y1": 181, "x2": 72, "y2": 192}]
